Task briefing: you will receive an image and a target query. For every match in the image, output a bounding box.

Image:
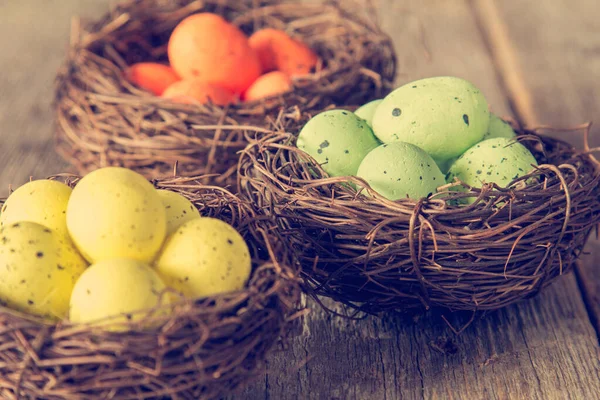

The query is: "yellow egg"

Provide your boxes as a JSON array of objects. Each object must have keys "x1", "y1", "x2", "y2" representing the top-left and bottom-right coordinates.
[
  {"x1": 66, "y1": 167, "x2": 167, "y2": 263},
  {"x1": 155, "y1": 217, "x2": 251, "y2": 298},
  {"x1": 0, "y1": 221, "x2": 87, "y2": 320},
  {"x1": 1, "y1": 180, "x2": 72, "y2": 237},
  {"x1": 69, "y1": 258, "x2": 169, "y2": 330},
  {"x1": 157, "y1": 190, "x2": 201, "y2": 236}
]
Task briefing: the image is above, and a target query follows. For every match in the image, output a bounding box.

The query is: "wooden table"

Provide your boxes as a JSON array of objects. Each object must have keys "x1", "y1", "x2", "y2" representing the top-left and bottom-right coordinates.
[{"x1": 1, "y1": 0, "x2": 599, "y2": 399}]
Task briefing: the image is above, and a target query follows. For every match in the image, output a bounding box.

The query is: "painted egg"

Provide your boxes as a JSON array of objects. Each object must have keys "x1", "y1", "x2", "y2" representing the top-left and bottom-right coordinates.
[
  {"x1": 296, "y1": 110, "x2": 380, "y2": 177},
  {"x1": 372, "y1": 76, "x2": 490, "y2": 164},
  {"x1": 357, "y1": 142, "x2": 444, "y2": 200},
  {"x1": 66, "y1": 167, "x2": 166, "y2": 263},
  {"x1": 1, "y1": 179, "x2": 72, "y2": 237},
  {"x1": 446, "y1": 138, "x2": 538, "y2": 201},
  {"x1": 157, "y1": 190, "x2": 201, "y2": 236},
  {"x1": 354, "y1": 99, "x2": 382, "y2": 128},
  {"x1": 484, "y1": 114, "x2": 516, "y2": 140}
]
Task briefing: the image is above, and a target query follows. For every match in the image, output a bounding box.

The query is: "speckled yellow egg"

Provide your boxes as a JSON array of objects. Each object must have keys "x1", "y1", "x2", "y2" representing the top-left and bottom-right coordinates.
[
  {"x1": 66, "y1": 167, "x2": 166, "y2": 263},
  {"x1": 154, "y1": 217, "x2": 251, "y2": 298},
  {"x1": 1, "y1": 180, "x2": 72, "y2": 237},
  {"x1": 0, "y1": 221, "x2": 87, "y2": 320},
  {"x1": 157, "y1": 190, "x2": 201, "y2": 236},
  {"x1": 372, "y1": 76, "x2": 490, "y2": 164},
  {"x1": 70, "y1": 258, "x2": 169, "y2": 330}
]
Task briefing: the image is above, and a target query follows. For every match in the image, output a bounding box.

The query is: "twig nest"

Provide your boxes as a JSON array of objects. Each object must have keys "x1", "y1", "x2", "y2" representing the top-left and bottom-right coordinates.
[
  {"x1": 0, "y1": 175, "x2": 300, "y2": 399},
  {"x1": 54, "y1": 0, "x2": 396, "y2": 187},
  {"x1": 238, "y1": 115, "x2": 600, "y2": 314}
]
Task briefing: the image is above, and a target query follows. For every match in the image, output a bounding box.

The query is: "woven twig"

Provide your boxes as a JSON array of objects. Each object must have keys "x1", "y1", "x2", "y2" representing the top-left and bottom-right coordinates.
[
  {"x1": 54, "y1": 0, "x2": 397, "y2": 188},
  {"x1": 238, "y1": 112, "x2": 600, "y2": 314},
  {"x1": 0, "y1": 175, "x2": 301, "y2": 399}
]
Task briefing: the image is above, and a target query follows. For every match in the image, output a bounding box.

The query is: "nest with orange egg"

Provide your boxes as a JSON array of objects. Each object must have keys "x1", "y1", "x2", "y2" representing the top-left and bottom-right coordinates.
[
  {"x1": 0, "y1": 175, "x2": 301, "y2": 400},
  {"x1": 238, "y1": 109, "x2": 600, "y2": 315},
  {"x1": 54, "y1": 0, "x2": 396, "y2": 187}
]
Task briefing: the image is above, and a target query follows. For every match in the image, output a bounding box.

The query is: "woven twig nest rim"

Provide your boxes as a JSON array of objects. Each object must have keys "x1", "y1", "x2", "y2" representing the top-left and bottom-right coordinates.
[
  {"x1": 0, "y1": 175, "x2": 301, "y2": 400},
  {"x1": 238, "y1": 114, "x2": 600, "y2": 315},
  {"x1": 54, "y1": 0, "x2": 396, "y2": 186}
]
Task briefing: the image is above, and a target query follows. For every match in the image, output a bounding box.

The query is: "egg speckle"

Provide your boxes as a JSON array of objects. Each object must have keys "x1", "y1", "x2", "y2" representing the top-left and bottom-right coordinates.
[
  {"x1": 297, "y1": 110, "x2": 380, "y2": 177},
  {"x1": 372, "y1": 76, "x2": 490, "y2": 164},
  {"x1": 357, "y1": 142, "x2": 444, "y2": 200}
]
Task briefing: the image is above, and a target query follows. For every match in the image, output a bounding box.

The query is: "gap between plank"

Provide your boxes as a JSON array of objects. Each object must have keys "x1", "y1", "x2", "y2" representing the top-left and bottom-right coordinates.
[{"x1": 469, "y1": 0, "x2": 600, "y2": 344}]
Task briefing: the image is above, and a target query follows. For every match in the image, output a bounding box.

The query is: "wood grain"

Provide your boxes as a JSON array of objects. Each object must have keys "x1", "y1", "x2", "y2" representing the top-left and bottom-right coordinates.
[
  {"x1": 1, "y1": 1, "x2": 600, "y2": 399},
  {"x1": 472, "y1": 0, "x2": 600, "y2": 335}
]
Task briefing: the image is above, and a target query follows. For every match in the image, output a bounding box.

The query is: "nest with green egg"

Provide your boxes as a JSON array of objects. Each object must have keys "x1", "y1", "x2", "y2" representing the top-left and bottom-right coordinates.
[
  {"x1": 54, "y1": 0, "x2": 396, "y2": 188},
  {"x1": 238, "y1": 76, "x2": 600, "y2": 315},
  {"x1": 0, "y1": 169, "x2": 301, "y2": 400}
]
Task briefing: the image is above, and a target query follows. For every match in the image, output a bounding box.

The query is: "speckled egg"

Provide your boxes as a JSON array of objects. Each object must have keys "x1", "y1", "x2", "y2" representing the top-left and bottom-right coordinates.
[
  {"x1": 484, "y1": 114, "x2": 516, "y2": 140},
  {"x1": 354, "y1": 99, "x2": 382, "y2": 128},
  {"x1": 154, "y1": 217, "x2": 251, "y2": 299},
  {"x1": 157, "y1": 190, "x2": 201, "y2": 236},
  {"x1": 1, "y1": 180, "x2": 72, "y2": 237},
  {"x1": 372, "y1": 76, "x2": 490, "y2": 163},
  {"x1": 296, "y1": 110, "x2": 380, "y2": 177},
  {"x1": 70, "y1": 258, "x2": 169, "y2": 330},
  {"x1": 446, "y1": 137, "x2": 538, "y2": 191},
  {"x1": 357, "y1": 142, "x2": 444, "y2": 201},
  {"x1": 66, "y1": 167, "x2": 166, "y2": 263},
  {"x1": 0, "y1": 221, "x2": 87, "y2": 320}
]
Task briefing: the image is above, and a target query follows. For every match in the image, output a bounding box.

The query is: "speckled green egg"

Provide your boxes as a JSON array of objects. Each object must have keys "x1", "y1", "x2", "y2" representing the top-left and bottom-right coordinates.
[
  {"x1": 157, "y1": 190, "x2": 201, "y2": 236},
  {"x1": 354, "y1": 99, "x2": 382, "y2": 128},
  {"x1": 0, "y1": 180, "x2": 72, "y2": 237},
  {"x1": 357, "y1": 142, "x2": 444, "y2": 201},
  {"x1": 296, "y1": 110, "x2": 380, "y2": 177},
  {"x1": 0, "y1": 221, "x2": 87, "y2": 320},
  {"x1": 484, "y1": 114, "x2": 516, "y2": 140},
  {"x1": 372, "y1": 76, "x2": 490, "y2": 163},
  {"x1": 446, "y1": 137, "x2": 538, "y2": 191},
  {"x1": 66, "y1": 167, "x2": 167, "y2": 263}
]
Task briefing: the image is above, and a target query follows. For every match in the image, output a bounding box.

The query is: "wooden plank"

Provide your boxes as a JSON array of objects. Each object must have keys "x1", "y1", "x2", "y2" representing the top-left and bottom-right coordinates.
[
  {"x1": 0, "y1": 0, "x2": 109, "y2": 195},
  {"x1": 0, "y1": 1, "x2": 599, "y2": 400},
  {"x1": 238, "y1": 0, "x2": 600, "y2": 398},
  {"x1": 472, "y1": 0, "x2": 600, "y2": 334}
]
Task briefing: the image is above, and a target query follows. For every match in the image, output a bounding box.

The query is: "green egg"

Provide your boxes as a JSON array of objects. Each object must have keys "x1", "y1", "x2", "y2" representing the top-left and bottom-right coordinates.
[
  {"x1": 446, "y1": 138, "x2": 538, "y2": 201},
  {"x1": 296, "y1": 110, "x2": 380, "y2": 177},
  {"x1": 354, "y1": 99, "x2": 382, "y2": 128},
  {"x1": 357, "y1": 142, "x2": 444, "y2": 201},
  {"x1": 372, "y1": 76, "x2": 490, "y2": 164},
  {"x1": 484, "y1": 114, "x2": 516, "y2": 140}
]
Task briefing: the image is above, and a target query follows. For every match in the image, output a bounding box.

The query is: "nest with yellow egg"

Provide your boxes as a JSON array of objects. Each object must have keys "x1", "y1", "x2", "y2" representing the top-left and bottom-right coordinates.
[
  {"x1": 54, "y1": 0, "x2": 396, "y2": 188},
  {"x1": 238, "y1": 110, "x2": 600, "y2": 315},
  {"x1": 0, "y1": 174, "x2": 301, "y2": 400}
]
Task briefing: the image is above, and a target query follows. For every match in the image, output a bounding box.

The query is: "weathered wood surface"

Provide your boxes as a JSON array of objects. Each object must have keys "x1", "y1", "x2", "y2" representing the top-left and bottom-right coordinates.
[
  {"x1": 1, "y1": 1, "x2": 599, "y2": 399},
  {"x1": 473, "y1": 0, "x2": 600, "y2": 335}
]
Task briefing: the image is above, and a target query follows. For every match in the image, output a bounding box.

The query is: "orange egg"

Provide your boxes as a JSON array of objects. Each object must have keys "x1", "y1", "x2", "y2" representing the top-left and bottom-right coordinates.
[
  {"x1": 168, "y1": 13, "x2": 262, "y2": 94},
  {"x1": 249, "y1": 29, "x2": 318, "y2": 77},
  {"x1": 124, "y1": 63, "x2": 180, "y2": 95},
  {"x1": 244, "y1": 71, "x2": 292, "y2": 101},
  {"x1": 162, "y1": 79, "x2": 235, "y2": 106}
]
